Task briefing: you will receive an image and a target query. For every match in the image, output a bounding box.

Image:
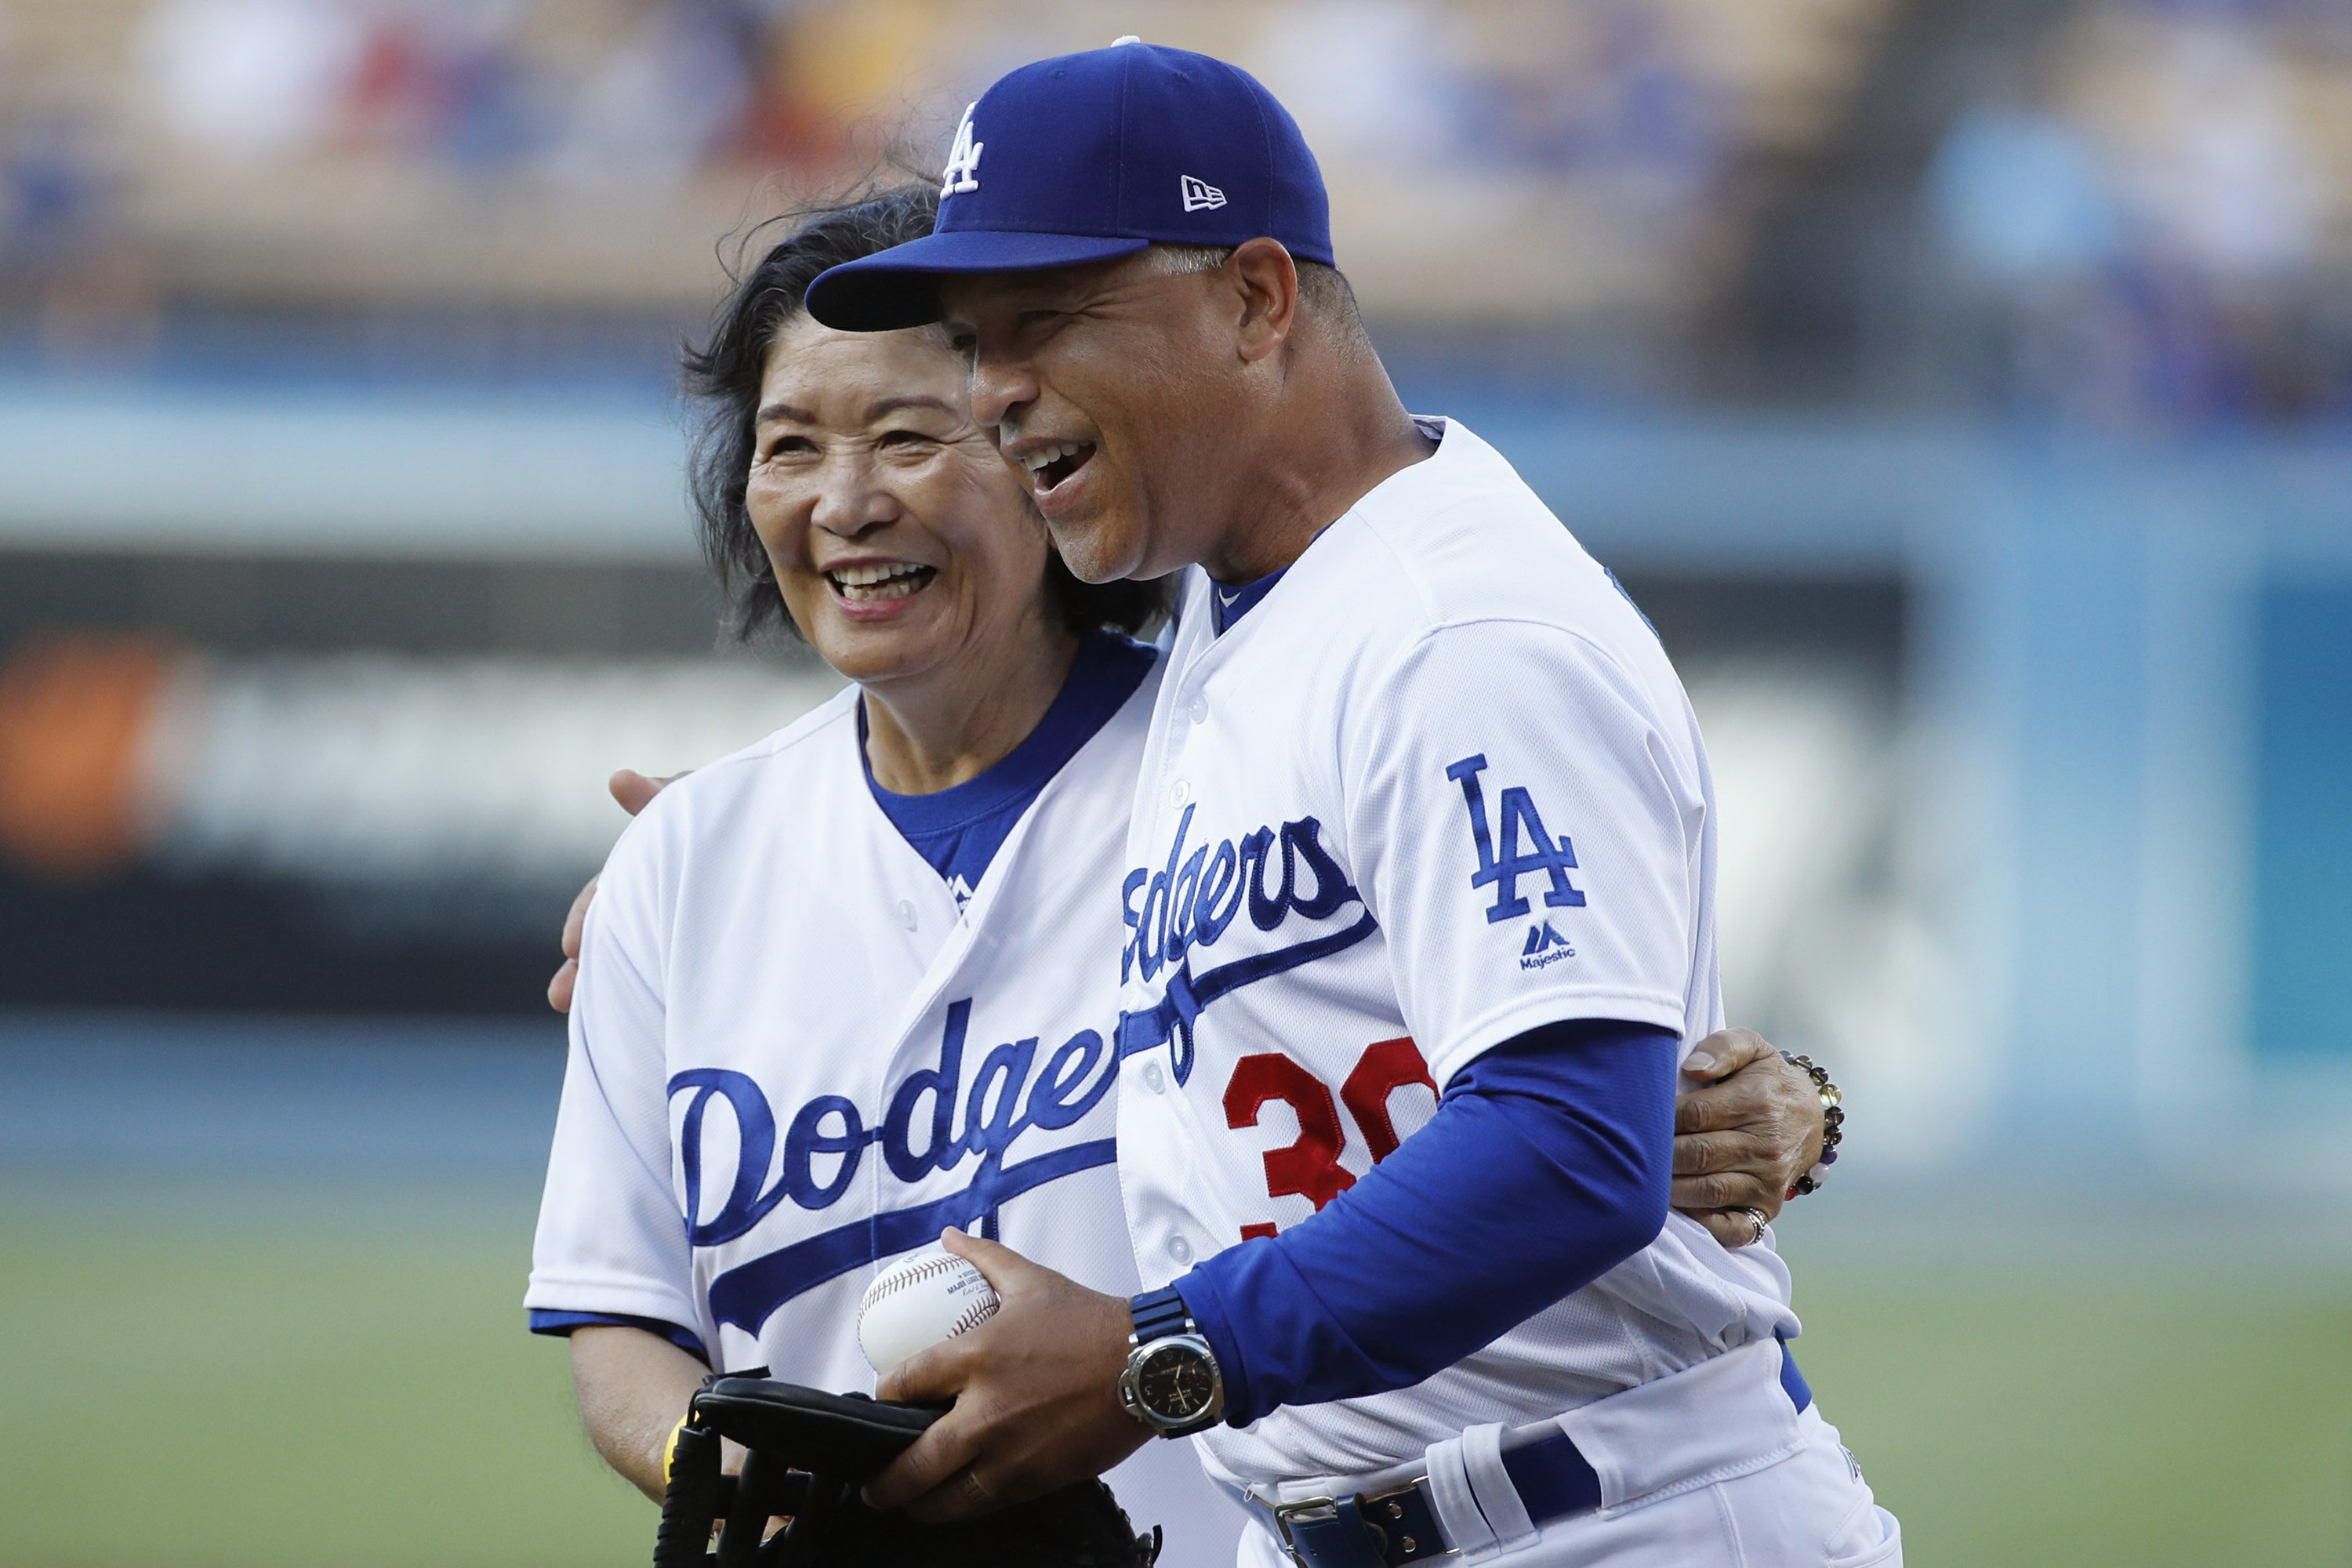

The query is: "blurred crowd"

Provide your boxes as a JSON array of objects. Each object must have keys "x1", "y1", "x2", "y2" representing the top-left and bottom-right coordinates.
[
  {"x1": 105, "y1": 0, "x2": 1735, "y2": 183},
  {"x1": 1926, "y1": 0, "x2": 2352, "y2": 426},
  {"x1": 1, "y1": 0, "x2": 2348, "y2": 422},
  {"x1": 0, "y1": 0, "x2": 813, "y2": 353},
  {"x1": 0, "y1": 0, "x2": 1840, "y2": 350}
]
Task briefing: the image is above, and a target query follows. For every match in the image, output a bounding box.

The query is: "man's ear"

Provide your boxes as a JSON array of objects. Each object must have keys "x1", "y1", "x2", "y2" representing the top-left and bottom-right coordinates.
[{"x1": 1228, "y1": 238, "x2": 1301, "y2": 364}]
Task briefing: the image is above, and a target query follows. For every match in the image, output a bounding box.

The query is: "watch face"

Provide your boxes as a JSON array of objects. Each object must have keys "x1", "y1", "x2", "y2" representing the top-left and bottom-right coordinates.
[{"x1": 1138, "y1": 1342, "x2": 1217, "y2": 1422}]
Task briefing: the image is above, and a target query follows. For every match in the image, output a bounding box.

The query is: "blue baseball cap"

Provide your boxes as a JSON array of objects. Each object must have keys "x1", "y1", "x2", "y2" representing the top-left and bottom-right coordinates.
[{"x1": 804, "y1": 38, "x2": 1334, "y2": 332}]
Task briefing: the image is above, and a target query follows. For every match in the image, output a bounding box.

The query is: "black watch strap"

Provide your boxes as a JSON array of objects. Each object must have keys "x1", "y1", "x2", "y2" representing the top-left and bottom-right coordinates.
[{"x1": 1129, "y1": 1285, "x2": 1194, "y2": 1343}]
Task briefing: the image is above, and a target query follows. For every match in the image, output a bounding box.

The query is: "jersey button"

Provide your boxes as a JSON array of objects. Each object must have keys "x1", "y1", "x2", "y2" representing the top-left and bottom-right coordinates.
[
  {"x1": 1170, "y1": 779, "x2": 1191, "y2": 808},
  {"x1": 1142, "y1": 1061, "x2": 1166, "y2": 1094},
  {"x1": 894, "y1": 900, "x2": 916, "y2": 931},
  {"x1": 1187, "y1": 693, "x2": 1209, "y2": 724},
  {"x1": 1167, "y1": 1234, "x2": 1193, "y2": 1265}
]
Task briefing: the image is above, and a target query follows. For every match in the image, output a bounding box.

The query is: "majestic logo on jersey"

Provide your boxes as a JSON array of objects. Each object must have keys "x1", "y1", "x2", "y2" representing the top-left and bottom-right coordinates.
[
  {"x1": 1119, "y1": 804, "x2": 1378, "y2": 1085},
  {"x1": 1447, "y1": 753, "x2": 1586, "y2": 925},
  {"x1": 677, "y1": 998, "x2": 1120, "y2": 1334},
  {"x1": 1521, "y1": 922, "x2": 1570, "y2": 956},
  {"x1": 1520, "y1": 920, "x2": 1576, "y2": 970},
  {"x1": 1180, "y1": 174, "x2": 1227, "y2": 212},
  {"x1": 940, "y1": 104, "x2": 983, "y2": 195}
]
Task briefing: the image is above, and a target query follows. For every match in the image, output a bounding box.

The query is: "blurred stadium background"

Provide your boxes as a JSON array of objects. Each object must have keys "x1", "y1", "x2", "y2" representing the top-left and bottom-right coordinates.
[{"x1": 1, "y1": 1, "x2": 2347, "y2": 1563}]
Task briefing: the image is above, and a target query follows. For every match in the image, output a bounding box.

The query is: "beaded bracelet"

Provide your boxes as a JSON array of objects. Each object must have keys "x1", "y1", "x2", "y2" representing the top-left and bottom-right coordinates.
[{"x1": 1779, "y1": 1051, "x2": 1842, "y2": 1200}]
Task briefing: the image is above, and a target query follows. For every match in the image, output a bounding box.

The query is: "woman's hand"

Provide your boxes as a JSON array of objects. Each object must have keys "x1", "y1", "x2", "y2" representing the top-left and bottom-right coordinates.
[
  {"x1": 1671, "y1": 1028, "x2": 1826, "y2": 1248},
  {"x1": 548, "y1": 769, "x2": 683, "y2": 1011}
]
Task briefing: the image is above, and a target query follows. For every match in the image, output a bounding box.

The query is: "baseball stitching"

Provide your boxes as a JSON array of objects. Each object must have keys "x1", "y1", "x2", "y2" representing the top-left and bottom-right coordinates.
[{"x1": 863, "y1": 1254, "x2": 992, "y2": 1312}]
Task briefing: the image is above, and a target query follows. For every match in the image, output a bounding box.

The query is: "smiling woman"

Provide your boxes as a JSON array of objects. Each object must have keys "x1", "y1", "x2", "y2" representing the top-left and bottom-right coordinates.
[
  {"x1": 681, "y1": 186, "x2": 1169, "y2": 797},
  {"x1": 745, "y1": 315, "x2": 1087, "y2": 792},
  {"x1": 681, "y1": 185, "x2": 1164, "y2": 651},
  {"x1": 525, "y1": 183, "x2": 1251, "y2": 1566}
]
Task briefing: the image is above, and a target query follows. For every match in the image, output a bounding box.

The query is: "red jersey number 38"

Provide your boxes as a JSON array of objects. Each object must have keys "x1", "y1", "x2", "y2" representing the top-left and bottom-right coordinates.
[{"x1": 1222, "y1": 1037, "x2": 1436, "y2": 1242}]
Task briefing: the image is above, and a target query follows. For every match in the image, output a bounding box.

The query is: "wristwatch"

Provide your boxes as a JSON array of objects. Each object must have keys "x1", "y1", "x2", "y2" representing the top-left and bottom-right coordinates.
[{"x1": 1117, "y1": 1286, "x2": 1224, "y2": 1437}]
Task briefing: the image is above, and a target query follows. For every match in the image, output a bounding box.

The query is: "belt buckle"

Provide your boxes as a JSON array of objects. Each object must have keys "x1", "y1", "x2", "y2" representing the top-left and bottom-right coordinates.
[
  {"x1": 1267, "y1": 1480, "x2": 1447, "y2": 1567},
  {"x1": 1268, "y1": 1494, "x2": 1339, "y2": 1560}
]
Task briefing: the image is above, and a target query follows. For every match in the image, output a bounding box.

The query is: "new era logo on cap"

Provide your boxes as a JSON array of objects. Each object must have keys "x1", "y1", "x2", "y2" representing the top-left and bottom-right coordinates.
[
  {"x1": 1180, "y1": 175, "x2": 1227, "y2": 212},
  {"x1": 804, "y1": 38, "x2": 1335, "y2": 332}
]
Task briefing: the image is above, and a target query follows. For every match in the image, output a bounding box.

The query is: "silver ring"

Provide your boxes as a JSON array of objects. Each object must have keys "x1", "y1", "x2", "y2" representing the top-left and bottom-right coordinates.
[
  {"x1": 957, "y1": 1468, "x2": 995, "y2": 1512},
  {"x1": 1739, "y1": 1207, "x2": 1769, "y2": 1246}
]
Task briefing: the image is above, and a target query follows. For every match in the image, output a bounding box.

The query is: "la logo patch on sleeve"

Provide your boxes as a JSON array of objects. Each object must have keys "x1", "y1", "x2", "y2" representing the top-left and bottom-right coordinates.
[{"x1": 1446, "y1": 753, "x2": 1587, "y2": 927}]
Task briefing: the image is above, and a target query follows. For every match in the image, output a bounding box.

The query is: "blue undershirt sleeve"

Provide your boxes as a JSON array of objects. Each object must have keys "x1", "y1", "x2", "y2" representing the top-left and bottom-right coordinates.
[{"x1": 1174, "y1": 1018, "x2": 1677, "y2": 1427}]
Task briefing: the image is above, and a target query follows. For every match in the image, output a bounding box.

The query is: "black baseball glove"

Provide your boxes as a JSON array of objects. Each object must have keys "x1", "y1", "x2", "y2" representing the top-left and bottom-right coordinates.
[{"x1": 654, "y1": 1377, "x2": 1162, "y2": 1568}]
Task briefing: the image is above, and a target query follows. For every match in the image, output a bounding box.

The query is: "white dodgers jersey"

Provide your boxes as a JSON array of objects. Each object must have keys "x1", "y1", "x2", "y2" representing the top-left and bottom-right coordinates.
[
  {"x1": 1113, "y1": 419, "x2": 1800, "y2": 1491},
  {"x1": 527, "y1": 666, "x2": 1245, "y2": 1567}
]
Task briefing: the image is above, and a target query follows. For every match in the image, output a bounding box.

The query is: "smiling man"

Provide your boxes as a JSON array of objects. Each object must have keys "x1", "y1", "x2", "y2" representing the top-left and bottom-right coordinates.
[{"x1": 801, "y1": 39, "x2": 1895, "y2": 1568}]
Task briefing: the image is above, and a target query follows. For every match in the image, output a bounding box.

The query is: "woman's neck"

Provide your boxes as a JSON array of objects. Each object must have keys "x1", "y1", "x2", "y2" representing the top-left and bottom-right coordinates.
[{"x1": 862, "y1": 619, "x2": 1084, "y2": 796}]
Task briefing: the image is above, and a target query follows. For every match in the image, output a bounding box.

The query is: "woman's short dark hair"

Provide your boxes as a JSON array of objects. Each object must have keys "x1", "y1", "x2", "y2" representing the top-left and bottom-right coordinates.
[{"x1": 682, "y1": 183, "x2": 1167, "y2": 642}]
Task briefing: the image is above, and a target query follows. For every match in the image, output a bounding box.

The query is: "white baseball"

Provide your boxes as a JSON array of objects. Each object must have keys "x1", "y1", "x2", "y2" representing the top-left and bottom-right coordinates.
[{"x1": 857, "y1": 1250, "x2": 1000, "y2": 1374}]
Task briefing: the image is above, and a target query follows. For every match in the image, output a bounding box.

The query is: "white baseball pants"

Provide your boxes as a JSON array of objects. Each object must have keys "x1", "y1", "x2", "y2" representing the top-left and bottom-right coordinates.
[{"x1": 1230, "y1": 1341, "x2": 1900, "y2": 1567}]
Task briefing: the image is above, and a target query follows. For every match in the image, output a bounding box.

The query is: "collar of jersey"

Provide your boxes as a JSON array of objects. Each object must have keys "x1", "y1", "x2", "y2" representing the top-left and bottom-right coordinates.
[
  {"x1": 859, "y1": 629, "x2": 1153, "y2": 834},
  {"x1": 1208, "y1": 565, "x2": 1289, "y2": 636},
  {"x1": 1182, "y1": 416, "x2": 1461, "y2": 644}
]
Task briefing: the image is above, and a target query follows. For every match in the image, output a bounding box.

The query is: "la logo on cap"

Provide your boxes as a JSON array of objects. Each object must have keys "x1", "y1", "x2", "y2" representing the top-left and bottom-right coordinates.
[
  {"x1": 942, "y1": 103, "x2": 982, "y2": 196},
  {"x1": 1181, "y1": 174, "x2": 1226, "y2": 212}
]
